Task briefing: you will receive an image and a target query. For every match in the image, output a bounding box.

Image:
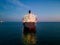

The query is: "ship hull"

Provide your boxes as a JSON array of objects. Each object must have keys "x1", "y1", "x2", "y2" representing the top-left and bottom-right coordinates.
[{"x1": 23, "y1": 22, "x2": 36, "y2": 34}]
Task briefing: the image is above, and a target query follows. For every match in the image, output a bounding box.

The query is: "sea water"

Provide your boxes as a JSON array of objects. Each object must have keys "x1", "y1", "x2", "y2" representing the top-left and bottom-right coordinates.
[{"x1": 0, "y1": 22, "x2": 60, "y2": 45}]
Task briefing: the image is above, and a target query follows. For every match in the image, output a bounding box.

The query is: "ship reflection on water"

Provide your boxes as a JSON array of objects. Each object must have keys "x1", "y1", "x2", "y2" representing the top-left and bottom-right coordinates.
[{"x1": 22, "y1": 32, "x2": 37, "y2": 45}]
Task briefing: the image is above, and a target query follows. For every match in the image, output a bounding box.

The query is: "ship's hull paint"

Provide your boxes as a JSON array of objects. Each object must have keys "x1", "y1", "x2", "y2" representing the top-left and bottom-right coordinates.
[{"x1": 23, "y1": 22, "x2": 36, "y2": 34}]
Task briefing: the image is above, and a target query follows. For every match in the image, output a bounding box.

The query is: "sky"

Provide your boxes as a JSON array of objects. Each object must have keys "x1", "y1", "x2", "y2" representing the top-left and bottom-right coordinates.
[{"x1": 0, "y1": 0, "x2": 60, "y2": 22}]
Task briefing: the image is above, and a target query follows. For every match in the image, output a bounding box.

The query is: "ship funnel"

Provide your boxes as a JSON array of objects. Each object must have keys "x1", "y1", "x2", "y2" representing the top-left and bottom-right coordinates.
[{"x1": 29, "y1": 10, "x2": 31, "y2": 14}]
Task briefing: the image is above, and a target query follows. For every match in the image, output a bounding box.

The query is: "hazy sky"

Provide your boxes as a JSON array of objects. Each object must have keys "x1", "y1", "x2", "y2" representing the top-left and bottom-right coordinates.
[{"x1": 0, "y1": 0, "x2": 60, "y2": 22}]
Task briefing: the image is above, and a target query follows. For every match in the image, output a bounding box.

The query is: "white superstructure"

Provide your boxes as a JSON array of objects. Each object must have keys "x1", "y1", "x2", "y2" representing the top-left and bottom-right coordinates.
[{"x1": 22, "y1": 13, "x2": 37, "y2": 23}]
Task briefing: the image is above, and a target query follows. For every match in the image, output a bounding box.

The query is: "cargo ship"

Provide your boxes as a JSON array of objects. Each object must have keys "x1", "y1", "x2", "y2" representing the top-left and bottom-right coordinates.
[
  {"x1": 22, "y1": 10, "x2": 37, "y2": 45},
  {"x1": 22, "y1": 10, "x2": 37, "y2": 34}
]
